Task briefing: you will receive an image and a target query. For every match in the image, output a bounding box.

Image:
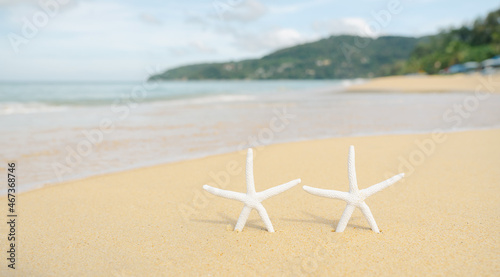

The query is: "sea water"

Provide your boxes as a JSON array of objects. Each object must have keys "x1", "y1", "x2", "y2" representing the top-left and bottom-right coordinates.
[{"x1": 1, "y1": 80, "x2": 499, "y2": 192}]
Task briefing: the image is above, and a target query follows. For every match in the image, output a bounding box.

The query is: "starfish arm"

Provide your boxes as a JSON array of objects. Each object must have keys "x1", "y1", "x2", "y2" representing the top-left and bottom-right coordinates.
[
  {"x1": 202, "y1": 185, "x2": 246, "y2": 202},
  {"x1": 257, "y1": 179, "x2": 301, "y2": 201},
  {"x1": 234, "y1": 206, "x2": 252, "y2": 231},
  {"x1": 359, "y1": 202, "x2": 380, "y2": 233},
  {"x1": 361, "y1": 173, "x2": 404, "y2": 198},
  {"x1": 246, "y1": 148, "x2": 256, "y2": 194},
  {"x1": 255, "y1": 203, "x2": 274, "y2": 232},
  {"x1": 348, "y1": 145, "x2": 359, "y2": 193},
  {"x1": 336, "y1": 204, "x2": 355, "y2": 232},
  {"x1": 302, "y1": 186, "x2": 351, "y2": 201}
]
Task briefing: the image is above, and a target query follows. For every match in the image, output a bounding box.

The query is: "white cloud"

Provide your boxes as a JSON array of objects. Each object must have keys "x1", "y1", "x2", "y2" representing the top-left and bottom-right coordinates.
[
  {"x1": 182, "y1": 1, "x2": 310, "y2": 54},
  {"x1": 312, "y1": 17, "x2": 374, "y2": 37},
  {"x1": 232, "y1": 27, "x2": 307, "y2": 52}
]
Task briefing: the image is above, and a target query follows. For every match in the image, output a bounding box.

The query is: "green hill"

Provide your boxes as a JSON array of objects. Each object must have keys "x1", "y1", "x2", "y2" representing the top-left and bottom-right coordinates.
[
  {"x1": 399, "y1": 8, "x2": 500, "y2": 74},
  {"x1": 149, "y1": 35, "x2": 425, "y2": 80}
]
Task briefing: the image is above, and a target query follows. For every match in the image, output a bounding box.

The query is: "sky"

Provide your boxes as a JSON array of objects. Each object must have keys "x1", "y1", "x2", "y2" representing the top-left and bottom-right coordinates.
[{"x1": 0, "y1": 0, "x2": 499, "y2": 81}]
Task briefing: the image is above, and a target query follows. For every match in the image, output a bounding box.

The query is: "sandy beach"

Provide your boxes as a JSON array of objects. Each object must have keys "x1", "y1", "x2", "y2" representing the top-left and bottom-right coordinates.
[
  {"x1": 348, "y1": 73, "x2": 500, "y2": 93},
  {"x1": 1, "y1": 129, "x2": 499, "y2": 276}
]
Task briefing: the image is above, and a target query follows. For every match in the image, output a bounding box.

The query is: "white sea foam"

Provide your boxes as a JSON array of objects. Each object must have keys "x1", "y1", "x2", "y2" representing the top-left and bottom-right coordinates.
[
  {"x1": 0, "y1": 102, "x2": 69, "y2": 115},
  {"x1": 189, "y1": 94, "x2": 257, "y2": 104},
  {"x1": 152, "y1": 94, "x2": 257, "y2": 107}
]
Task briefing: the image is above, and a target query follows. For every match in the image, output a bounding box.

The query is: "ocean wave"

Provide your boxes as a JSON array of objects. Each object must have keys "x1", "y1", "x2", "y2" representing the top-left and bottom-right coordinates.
[
  {"x1": 152, "y1": 94, "x2": 257, "y2": 106},
  {"x1": 189, "y1": 94, "x2": 257, "y2": 104},
  {"x1": 0, "y1": 94, "x2": 258, "y2": 115},
  {"x1": 0, "y1": 102, "x2": 70, "y2": 115}
]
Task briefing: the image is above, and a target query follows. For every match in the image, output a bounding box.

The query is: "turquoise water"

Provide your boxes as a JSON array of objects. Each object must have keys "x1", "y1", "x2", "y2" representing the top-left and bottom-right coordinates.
[{"x1": 0, "y1": 80, "x2": 348, "y2": 114}]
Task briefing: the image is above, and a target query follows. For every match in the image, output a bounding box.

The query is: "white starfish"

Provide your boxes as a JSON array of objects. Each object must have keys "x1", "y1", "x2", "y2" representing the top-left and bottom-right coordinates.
[
  {"x1": 203, "y1": 148, "x2": 301, "y2": 232},
  {"x1": 303, "y1": 146, "x2": 404, "y2": 233}
]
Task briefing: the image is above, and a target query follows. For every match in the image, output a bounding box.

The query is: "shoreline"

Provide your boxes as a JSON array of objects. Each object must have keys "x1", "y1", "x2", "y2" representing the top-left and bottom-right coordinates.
[
  {"x1": 10, "y1": 125, "x2": 500, "y2": 196},
  {"x1": 1, "y1": 129, "x2": 499, "y2": 275}
]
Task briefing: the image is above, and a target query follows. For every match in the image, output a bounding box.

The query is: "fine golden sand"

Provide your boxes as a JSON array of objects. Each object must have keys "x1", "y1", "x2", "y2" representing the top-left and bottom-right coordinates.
[
  {"x1": 348, "y1": 73, "x2": 500, "y2": 93},
  {"x1": 1, "y1": 129, "x2": 499, "y2": 276}
]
